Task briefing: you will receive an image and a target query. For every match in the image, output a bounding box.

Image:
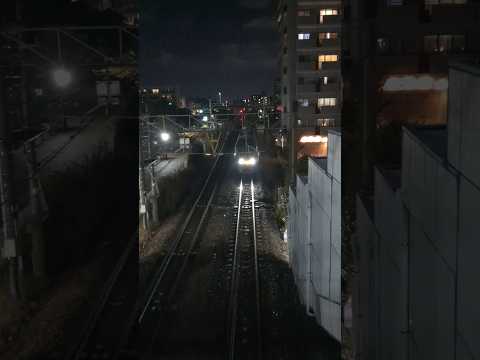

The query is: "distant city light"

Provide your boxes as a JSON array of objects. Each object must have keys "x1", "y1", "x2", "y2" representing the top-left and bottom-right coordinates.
[
  {"x1": 152, "y1": 88, "x2": 159, "y2": 94},
  {"x1": 202, "y1": 116, "x2": 208, "y2": 122},
  {"x1": 160, "y1": 132, "x2": 171, "y2": 142},
  {"x1": 52, "y1": 68, "x2": 72, "y2": 88},
  {"x1": 299, "y1": 135, "x2": 328, "y2": 144},
  {"x1": 198, "y1": 109, "x2": 204, "y2": 114}
]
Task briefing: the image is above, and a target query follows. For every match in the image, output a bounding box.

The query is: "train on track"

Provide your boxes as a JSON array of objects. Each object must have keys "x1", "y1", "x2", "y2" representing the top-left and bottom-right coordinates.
[{"x1": 233, "y1": 128, "x2": 259, "y2": 173}]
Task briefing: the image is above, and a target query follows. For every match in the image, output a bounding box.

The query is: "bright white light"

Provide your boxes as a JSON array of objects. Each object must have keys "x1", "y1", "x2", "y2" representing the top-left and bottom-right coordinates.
[
  {"x1": 198, "y1": 109, "x2": 204, "y2": 114},
  {"x1": 202, "y1": 116, "x2": 208, "y2": 122},
  {"x1": 299, "y1": 135, "x2": 328, "y2": 144},
  {"x1": 160, "y1": 132, "x2": 170, "y2": 142},
  {"x1": 52, "y1": 68, "x2": 72, "y2": 88},
  {"x1": 238, "y1": 157, "x2": 257, "y2": 166},
  {"x1": 153, "y1": 141, "x2": 158, "y2": 145}
]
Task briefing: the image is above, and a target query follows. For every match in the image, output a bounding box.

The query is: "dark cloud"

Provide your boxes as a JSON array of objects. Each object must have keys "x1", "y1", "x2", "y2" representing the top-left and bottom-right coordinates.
[
  {"x1": 243, "y1": 16, "x2": 275, "y2": 30},
  {"x1": 140, "y1": 0, "x2": 278, "y2": 99},
  {"x1": 239, "y1": 0, "x2": 271, "y2": 9}
]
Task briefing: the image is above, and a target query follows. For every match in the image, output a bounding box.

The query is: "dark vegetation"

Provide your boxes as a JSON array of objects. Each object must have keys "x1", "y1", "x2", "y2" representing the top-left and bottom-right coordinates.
[{"x1": 152, "y1": 155, "x2": 213, "y2": 223}]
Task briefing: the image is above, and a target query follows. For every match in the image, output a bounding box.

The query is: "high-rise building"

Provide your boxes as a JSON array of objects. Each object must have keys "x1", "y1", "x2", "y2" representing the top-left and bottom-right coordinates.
[
  {"x1": 342, "y1": 0, "x2": 480, "y2": 186},
  {"x1": 275, "y1": 0, "x2": 343, "y2": 129}
]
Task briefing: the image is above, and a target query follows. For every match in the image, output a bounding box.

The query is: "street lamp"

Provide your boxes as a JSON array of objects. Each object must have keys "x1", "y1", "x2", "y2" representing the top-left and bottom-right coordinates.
[
  {"x1": 52, "y1": 67, "x2": 72, "y2": 88},
  {"x1": 160, "y1": 132, "x2": 170, "y2": 142},
  {"x1": 52, "y1": 67, "x2": 72, "y2": 130}
]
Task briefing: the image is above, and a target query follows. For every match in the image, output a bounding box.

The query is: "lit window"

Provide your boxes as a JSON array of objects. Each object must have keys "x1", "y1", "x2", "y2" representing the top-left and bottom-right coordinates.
[
  {"x1": 319, "y1": 9, "x2": 338, "y2": 23},
  {"x1": 298, "y1": 33, "x2": 311, "y2": 40},
  {"x1": 299, "y1": 99, "x2": 309, "y2": 107},
  {"x1": 424, "y1": 34, "x2": 465, "y2": 53},
  {"x1": 318, "y1": 98, "x2": 336, "y2": 107},
  {"x1": 319, "y1": 55, "x2": 338, "y2": 62},
  {"x1": 316, "y1": 55, "x2": 338, "y2": 70},
  {"x1": 319, "y1": 32, "x2": 338, "y2": 40},
  {"x1": 320, "y1": 9, "x2": 338, "y2": 16},
  {"x1": 298, "y1": 10, "x2": 311, "y2": 16},
  {"x1": 317, "y1": 118, "x2": 334, "y2": 126},
  {"x1": 318, "y1": 55, "x2": 338, "y2": 69},
  {"x1": 323, "y1": 77, "x2": 328, "y2": 85},
  {"x1": 152, "y1": 89, "x2": 159, "y2": 94}
]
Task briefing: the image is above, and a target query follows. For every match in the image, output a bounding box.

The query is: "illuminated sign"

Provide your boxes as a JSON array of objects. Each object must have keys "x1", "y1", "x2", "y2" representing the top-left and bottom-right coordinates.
[
  {"x1": 299, "y1": 135, "x2": 328, "y2": 144},
  {"x1": 382, "y1": 75, "x2": 448, "y2": 92}
]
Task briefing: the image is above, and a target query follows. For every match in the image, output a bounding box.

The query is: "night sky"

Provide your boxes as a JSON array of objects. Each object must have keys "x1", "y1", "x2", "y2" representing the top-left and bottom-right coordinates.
[{"x1": 140, "y1": 0, "x2": 278, "y2": 100}]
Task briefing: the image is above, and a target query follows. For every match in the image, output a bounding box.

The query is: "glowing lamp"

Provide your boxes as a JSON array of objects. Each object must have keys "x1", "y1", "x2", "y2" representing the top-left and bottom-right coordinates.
[{"x1": 299, "y1": 135, "x2": 328, "y2": 144}]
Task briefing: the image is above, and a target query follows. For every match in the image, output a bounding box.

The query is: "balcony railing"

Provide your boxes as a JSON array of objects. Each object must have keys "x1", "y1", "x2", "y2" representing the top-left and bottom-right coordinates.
[
  {"x1": 297, "y1": 38, "x2": 340, "y2": 50},
  {"x1": 318, "y1": 14, "x2": 341, "y2": 26},
  {"x1": 298, "y1": 14, "x2": 342, "y2": 26},
  {"x1": 297, "y1": 82, "x2": 339, "y2": 94},
  {"x1": 297, "y1": 61, "x2": 341, "y2": 72},
  {"x1": 317, "y1": 38, "x2": 340, "y2": 48},
  {"x1": 317, "y1": 61, "x2": 340, "y2": 71}
]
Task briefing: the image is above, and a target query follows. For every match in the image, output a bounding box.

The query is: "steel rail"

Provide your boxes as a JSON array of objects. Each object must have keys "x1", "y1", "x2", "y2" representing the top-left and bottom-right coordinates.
[
  {"x1": 141, "y1": 179, "x2": 220, "y2": 354},
  {"x1": 251, "y1": 179, "x2": 263, "y2": 359},
  {"x1": 67, "y1": 231, "x2": 138, "y2": 360},
  {"x1": 228, "y1": 179, "x2": 244, "y2": 360},
  {"x1": 112, "y1": 131, "x2": 230, "y2": 359},
  {"x1": 227, "y1": 179, "x2": 263, "y2": 360},
  {"x1": 138, "y1": 131, "x2": 227, "y2": 322},
  {"x1": 166, "y1": 180, "x2": 219, "y2": 302}
]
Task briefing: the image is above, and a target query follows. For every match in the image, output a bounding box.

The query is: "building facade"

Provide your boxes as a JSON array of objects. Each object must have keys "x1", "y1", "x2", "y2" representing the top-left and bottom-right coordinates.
[
  {"x1": 351, "y1": 62, "x2": 480, "y2": 360},
  {"x1": 287, "y1": 130, "x2": 341, "y2": 341},
  {"x1": 276, "y1": 0, "x2": 343, "y2": 129},
  {"x1": 342, "y1": 0, "x2": 480, "y2": 186}
]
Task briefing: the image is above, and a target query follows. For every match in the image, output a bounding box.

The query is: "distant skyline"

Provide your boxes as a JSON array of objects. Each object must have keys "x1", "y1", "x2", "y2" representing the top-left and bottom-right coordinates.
[{"x1": 140, "y1": 0, "x2": 278, "y2": 99}]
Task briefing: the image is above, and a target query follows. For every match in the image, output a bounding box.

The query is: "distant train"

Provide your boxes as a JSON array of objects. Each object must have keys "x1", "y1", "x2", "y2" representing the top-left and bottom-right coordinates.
[{"x1": 233, "y1": 129, "x2": 259, "y2": 172}]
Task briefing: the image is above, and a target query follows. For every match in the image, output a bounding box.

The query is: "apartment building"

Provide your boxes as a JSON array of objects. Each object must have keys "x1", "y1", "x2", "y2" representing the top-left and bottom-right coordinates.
[
  {"x1": 342, "y1": 0, "x2": 480, "y2": 185},
  {"x1": 276, "y1": 0, "x2": 343, "y2": 129},
  {"x1": 351, "y1": 61, "x2": 480, "y2": 360}
]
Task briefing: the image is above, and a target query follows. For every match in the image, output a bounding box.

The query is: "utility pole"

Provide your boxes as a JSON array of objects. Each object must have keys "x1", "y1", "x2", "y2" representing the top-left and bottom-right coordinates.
[
  {"x1": 25, "y1": 141, "x2": 45, "y2": 279},
  {"x1": 21, "y1": 65, "x2": 29, "y2": 128},
  {"x1": 150, "y1": 162, "x2": 158, "y2": 225},
  {"x1": 139, "y1": 120, "x2": 150, "y2": 237},
  {"x1": 0, "y1": 71, "x2": 21, "y2": 299},
  {"x1": 209, "y1": 98, "x2": 213, "y2": 121}
]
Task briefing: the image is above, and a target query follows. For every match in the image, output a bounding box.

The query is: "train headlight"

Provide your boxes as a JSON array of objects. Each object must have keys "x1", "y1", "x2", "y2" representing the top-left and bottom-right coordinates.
[{"x1": 238, "y1": 157, "x2": 257, "y2": 166}]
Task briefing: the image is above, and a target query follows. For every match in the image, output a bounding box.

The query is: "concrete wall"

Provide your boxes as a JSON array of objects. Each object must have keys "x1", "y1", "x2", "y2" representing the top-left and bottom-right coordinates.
[
  {"x1": 447, "y1": 63, "x2": 480, "y2": 188},
  {"x1": 354, "y1": 62, "x2": 480, "y2": 359},
  {"x1": 287, "y1": 130, "x2": 341, "y2": 341}
]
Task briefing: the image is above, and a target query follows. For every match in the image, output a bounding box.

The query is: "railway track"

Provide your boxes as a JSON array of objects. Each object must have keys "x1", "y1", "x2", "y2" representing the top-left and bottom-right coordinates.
[
  {"x1": 119, "y1": 131, "x2": 234, "y2": 358},
  {"x1": 227, "y1": 178, "x2": 263, "y2": 360},
  {"x1": 67, "y1": 232, "x2": 138, "y2": 360}
]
